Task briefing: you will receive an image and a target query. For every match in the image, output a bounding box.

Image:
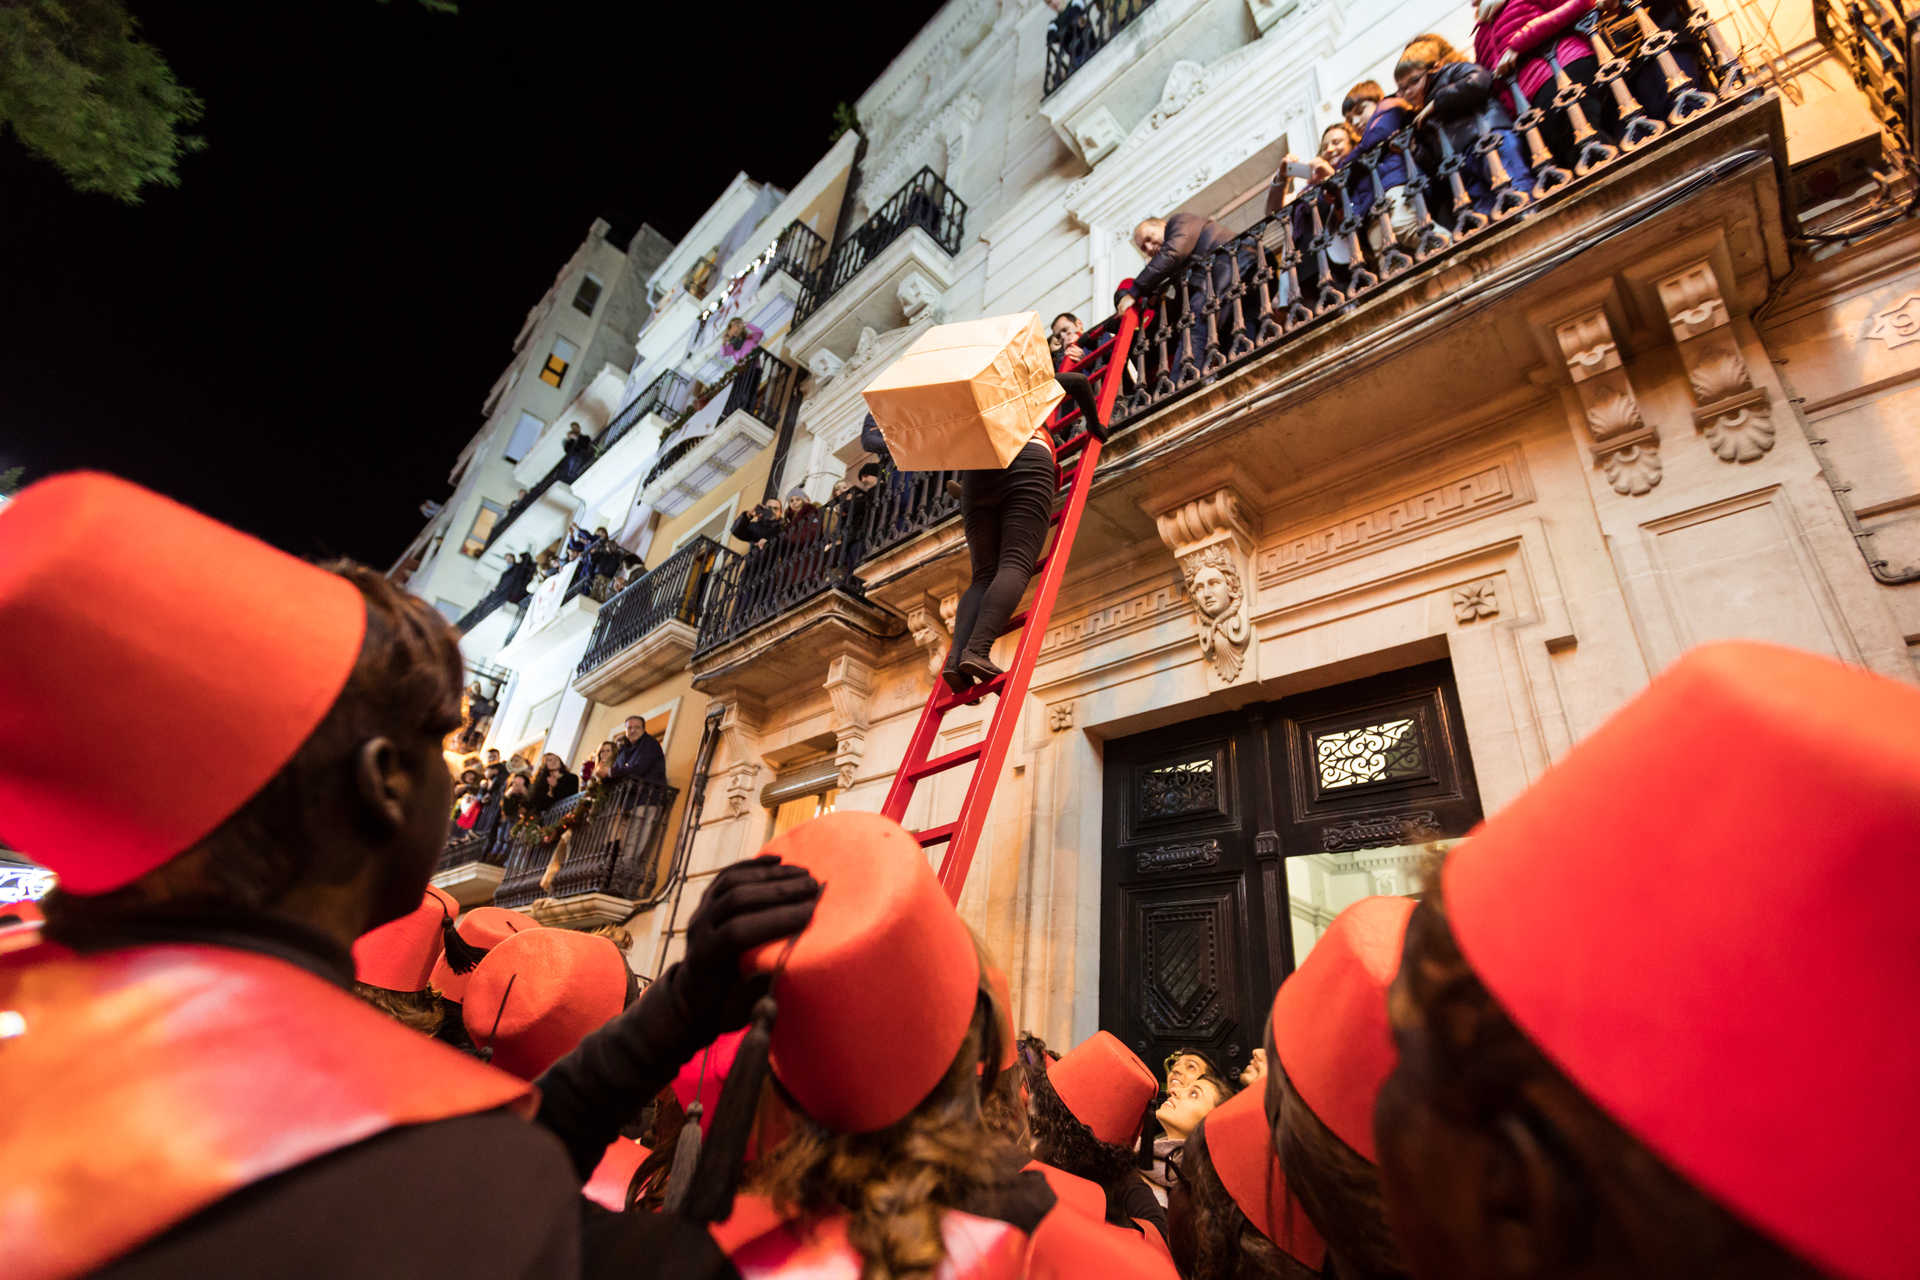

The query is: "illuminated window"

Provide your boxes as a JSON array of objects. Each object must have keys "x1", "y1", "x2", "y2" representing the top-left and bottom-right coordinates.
[
  {"x1": 770, "y1": 788, "x2": 838, "y2": 839},
  {"x1": 460, "y1": 500, "x2": 506, "y2": 557},
  {"x1": 572, "y1": 274, "x2": 603, "y2": 316},
  {"x1": 1314, "y1": 718, "x2": 1425, "y2": 791},
  {"x1": 540, "y1": 336, "x2": 578, "y2": 389}
]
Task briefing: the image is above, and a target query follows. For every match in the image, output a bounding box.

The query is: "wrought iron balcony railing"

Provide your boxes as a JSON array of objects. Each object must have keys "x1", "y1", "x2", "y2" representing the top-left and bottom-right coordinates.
[
  {"x1": 771, "y1": 218, "x2": 829, "y2": 288},
  {"x1": 1044, "y1": 0, "x2": 1157, "y2": 96},
  {"x1": 455, "y1": 577, "x2": 527, "y2": 634},
  {"x1": 794, "y1": 168, "x2": 968, "y2": 325},
  {"x1": 693, "y1": 500, "x2": 868, "y2": 655},
  {"x1": 575, "y1": 536, "x2": 723, "y2": 678},
  {"x1": 498, "y1": 562, "x2": 619, "y2": 648},
  {"x1": 483, "y1": 446, "x2": 596, "y2": 552},
  {"x1": 493, "y1": 779, "x2": 680, "y2": 908},
  {"x1": 641, "y1": 348, "x2": 798, "y2": 491},
  {"x1": 598, "y1": 370, "x2": 694, "y2": 458},
  {"x1": 1817, "y1": 0, "x2": 1917, "y2": 149},
  {"x1": 439, "y1": 794, "x2": 510, "y2": 872}
]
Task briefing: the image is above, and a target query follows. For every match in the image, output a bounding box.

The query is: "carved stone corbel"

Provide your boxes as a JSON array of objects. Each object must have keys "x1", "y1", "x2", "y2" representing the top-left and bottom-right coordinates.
[
  {"x1": 1554, "y1": 308, "x2": 1661, "y2": 495},
  {"x1": 1655, "y1": 260, "x2": 1774, "y2": 463},
  {"x1": 714, "y1": 697, "x2": 767, "y2": 819},
  {"x1": 1153, "y1": 486, "x2": 1257, "y2": 690},
  {"x1": 905, "y1": 592, "x2": 953, "y2": 678},
  {"x1": 823, "y1": 654, "x2": 875, "y2": 791},
  {"x1": 897, "y1": 271, "x2": 943, "y2": 325}
]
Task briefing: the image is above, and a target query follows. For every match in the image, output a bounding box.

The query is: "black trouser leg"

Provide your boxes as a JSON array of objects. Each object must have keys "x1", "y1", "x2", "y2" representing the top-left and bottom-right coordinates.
[
  {"x1": 949, "y1": 442, "x2": 1056, "y2": 665},
  {"x1": 1055, "y1": 369, "x2": 1103, "y2": 431}
]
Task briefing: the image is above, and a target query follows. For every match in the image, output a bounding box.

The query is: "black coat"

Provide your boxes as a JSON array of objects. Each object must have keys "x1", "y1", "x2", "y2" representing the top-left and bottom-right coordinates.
[
  {"x1": 529, "y1": 768, "x2": 579, "y2": 812},
  {"x1": 498, "y1": 559, "x2": 535, "y2": 597},
  {"x1": 729, "y1": 510, "x2": 781, "y2": 545},
  {"x1": 606, "y1": 733, "x2": 667, "y2": 787},
  {"x1": 1120, "y1": 211, "x2": 1232, "y2": 303}
]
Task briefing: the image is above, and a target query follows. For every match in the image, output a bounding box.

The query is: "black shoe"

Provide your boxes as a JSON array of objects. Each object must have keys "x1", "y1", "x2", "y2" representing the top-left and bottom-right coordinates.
[
  {"x1": 956, "y1": 654, "x2": 1004, "y2": 686},
  {"x1": 941, "y1": 665, "x2": 972, "y2": 694}
]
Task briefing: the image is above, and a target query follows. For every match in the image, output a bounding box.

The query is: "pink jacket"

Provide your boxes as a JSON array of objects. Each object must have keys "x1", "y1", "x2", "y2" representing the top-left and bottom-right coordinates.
[{"x1": 1474, "y1": 0, "x2": 1597, "y2": 109}]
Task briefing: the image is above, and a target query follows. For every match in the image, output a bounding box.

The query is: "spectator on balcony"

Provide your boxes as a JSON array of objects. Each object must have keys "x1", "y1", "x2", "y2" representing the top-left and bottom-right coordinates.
[
  {"x1": 1267, "y1": 124, "x2": 1364, "y2": 304},
  {"x1": 496, "y1": 552, "x2": 536, "y2": 600},
  {"x1": 719, "y1": 317, "x2": 763, "y2": 362},
  {"x1": 1119, "y1": 212, "x2": 1255, "y2": 382},
  {"x1": 1348, "y1": 83, "x2": 1422, "y2": 243},
  {"x1": 730, "y1": 499, "x2": 783, "y2": 549},
  {"x1": 528, "y1": 752, "x2": 579, "y2": 811},
  {"x1": 500, "y1": 771, "x2": 534, "y2": 824},
  {"x1": 1398, "y1": 33, "x2": 1535, "y2": 219},
  {"x1": 1344, "y1": 79, "x2": 1385, "y2": 131},
  {"x1": 606, "y1": 715, "x2": 667, "y2": 788},
  {"x1": 1047, "y1": 0, "x2": 1098, "y2": 77},
  {"x1": 587, "y1": 533, "x2": 629, "y2": 599},
  {"x1": 562, "y1": 422, "x2": 597, "y2": 476}
]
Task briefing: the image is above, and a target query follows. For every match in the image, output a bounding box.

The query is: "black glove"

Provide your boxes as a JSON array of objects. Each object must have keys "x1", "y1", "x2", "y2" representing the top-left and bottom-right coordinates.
[
  {"x1": 533, "y1": 856, "x2": 819, "y2": 1179},
  {"x1": 663, "y1": 855, "x2": 820, "y2": 1047}
]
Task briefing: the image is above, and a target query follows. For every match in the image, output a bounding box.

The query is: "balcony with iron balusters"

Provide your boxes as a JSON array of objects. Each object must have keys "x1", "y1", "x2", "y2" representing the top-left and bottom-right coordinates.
[
  {"x1": 635, "y1": 345, "x2": 802, "y2": 519},
  {"x1": 489, "y1": 779, "x2": 681, "y2": 926},
  {"x1": 568, "y1": 369, "x2": 695, "y2": 514},
  {"x1": 572, "y1": 535, "x2": 725, "y2": 703},
  {"x1": 785, "y1": 168, "x2": 968, "y2": 374}
]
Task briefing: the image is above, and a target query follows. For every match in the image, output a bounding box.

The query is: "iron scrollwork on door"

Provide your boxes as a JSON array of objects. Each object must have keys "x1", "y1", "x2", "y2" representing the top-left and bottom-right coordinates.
[
  {"x1": 1319, "y1": 809, "x2": 1444, "y2": 852},
  {"x1": 1313, "y1": 717, "x2": 1428, "y2": 792},
  {"x1": 1136, "y1": 838, "x2": 1223, "y2": 874},
  {"x1": 1138, "y1": 756, "x2": 1218, "y2": 819}
]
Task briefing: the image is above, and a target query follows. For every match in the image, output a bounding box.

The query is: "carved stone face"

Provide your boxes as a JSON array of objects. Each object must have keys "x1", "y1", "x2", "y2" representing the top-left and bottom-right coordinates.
[{"x1": 1192, "y1": 566, "x2": 1234, "y2": 617}]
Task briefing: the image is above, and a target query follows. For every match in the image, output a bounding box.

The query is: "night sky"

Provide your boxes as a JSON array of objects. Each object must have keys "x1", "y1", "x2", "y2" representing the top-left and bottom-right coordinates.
[{"x1": 0, "y1": 1, "x2": 938, "y2": 565}]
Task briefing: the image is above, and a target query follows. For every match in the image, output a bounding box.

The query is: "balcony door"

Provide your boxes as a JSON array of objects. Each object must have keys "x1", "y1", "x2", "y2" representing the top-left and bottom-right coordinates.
[{"x1": 1098, "y1": 660, "x2": 1482, "y2": 1075}]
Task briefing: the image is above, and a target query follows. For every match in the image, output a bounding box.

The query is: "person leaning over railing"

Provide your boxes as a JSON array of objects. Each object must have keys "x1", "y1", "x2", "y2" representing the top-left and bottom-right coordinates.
[
  {"x1": 1117, "y1": 211, "x2": 1246, "y2": 383},
  {"x1": 1266, "y1": 122, "x2": 1363, "y2": 305},
  {"x1": 1398, "y1": 34, "x2": 1536, "y2": 221}
]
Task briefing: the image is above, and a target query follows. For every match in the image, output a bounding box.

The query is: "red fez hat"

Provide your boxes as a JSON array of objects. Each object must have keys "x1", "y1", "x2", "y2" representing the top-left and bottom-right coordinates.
[
  {"x1": 352, "y1": 886, "x2": 458, "y2": 992},
  {"x1": 1047, "y1": 1031, "x2": 1157, "y2": 1146},
  {"x1": 984, "y1": 963, "x2": 1017, "y2": 1072},
  {"x1": 431, "y1": 905, "x2": 537, "y2": 1004},
  {"x1": 584, "y1": 1138, "x2": 651, "y2": 1212},
  {"x1": 745, "y1": 811, "x2": 979, "y2": 1133},
  {"x1": 1200, "y1": 1088, "x2": 1327, "y2": 1268},
  {"x1": 1443, "y1": 641, "x2": 1920, "y2": 1280},
  {"x1": 462, "y1": 927, "x2": 629, "y2": 1081},
  {"x1": 0, "y1": 473, "x2": 366, "y2": 894},
  {"x1": 0, "y1": 899, "x2": 45, "y2": 927},
  {"x1": 674, "y1": 1029, "x2": 747, "y2": 1139},
  {"x1": 1268, "y1": 895, "x2": 1412, "y2": 1162}
]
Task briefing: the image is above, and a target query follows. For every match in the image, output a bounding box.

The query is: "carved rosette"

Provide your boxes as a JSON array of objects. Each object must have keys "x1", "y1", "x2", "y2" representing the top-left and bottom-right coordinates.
[
  {"x1": 823, "y1": 654, "x2": 875, "y2": 792},
  {"x1": 1554, "y1": 307, "x2": 1661, "y2": 496},
  {"x1": 1656, "y1": 259, "x2": 1774, "y2": 464},
  {"x1": 1154, "y1": 486, "x2": 1257, "y2": 690}
]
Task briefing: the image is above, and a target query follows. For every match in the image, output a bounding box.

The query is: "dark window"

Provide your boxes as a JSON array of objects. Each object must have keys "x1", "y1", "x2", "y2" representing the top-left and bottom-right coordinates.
[{"x1": 572, "y1": 275, "x2": 603, "y2": 316}]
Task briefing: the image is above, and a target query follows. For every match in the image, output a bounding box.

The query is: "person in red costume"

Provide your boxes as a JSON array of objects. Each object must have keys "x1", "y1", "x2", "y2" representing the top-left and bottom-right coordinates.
[
  {"x1": 0, "y1": 473, "x2": 820, "y2": 1280},
  {"x1": 1375, "y1": 643, "x2": 1920, "y2": 1280},
  {"x1": 581, "y1": 811, "x2": 1180, "y2": 1279},
  {"x1": 1167, "y1": 1088, "x2": 1324, "y2": 1280}
]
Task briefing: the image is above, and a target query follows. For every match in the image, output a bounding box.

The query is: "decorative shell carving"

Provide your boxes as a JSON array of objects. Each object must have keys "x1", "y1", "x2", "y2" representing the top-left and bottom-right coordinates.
[
  {"x1": 1584, "y1": 384, "x2": 1643, "y2": 441},
  {"x1": 1702, "y1": 403, "x2": 1776, "y2": 462},
  {"x1": 1687, "y1": 344, "x2": 1753, "y2": 405},
  {"x1": 1601, "y1": 443, "x2": 1663, "y2": 496}
]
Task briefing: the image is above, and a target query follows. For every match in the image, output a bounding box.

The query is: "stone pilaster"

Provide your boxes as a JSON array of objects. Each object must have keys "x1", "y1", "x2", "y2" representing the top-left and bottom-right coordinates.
[{"x1": 823, "y1": 654, "x2": 875, "y2": 791}]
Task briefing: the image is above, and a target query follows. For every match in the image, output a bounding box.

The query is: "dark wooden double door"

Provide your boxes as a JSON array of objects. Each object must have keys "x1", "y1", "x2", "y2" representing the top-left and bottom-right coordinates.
[{"x1": 1099, "y1": 660, "x2": 1483, "y2": 1075}]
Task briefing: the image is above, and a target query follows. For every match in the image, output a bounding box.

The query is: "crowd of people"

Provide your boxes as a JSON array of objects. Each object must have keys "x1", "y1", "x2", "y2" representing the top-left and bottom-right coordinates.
[
  {"x1": 8, "y1": 467, "x2": 1910, "y2": 1280},
  {"x1": 451, "y1": 712, "x2": 672, "y2": 838},
  {"x1": 1117, "y1": 5, "x2": 1715, "y2": 383}
]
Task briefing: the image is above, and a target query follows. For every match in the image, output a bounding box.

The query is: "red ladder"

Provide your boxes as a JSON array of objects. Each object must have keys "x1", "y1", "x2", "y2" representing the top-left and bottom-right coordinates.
[{"x1": 881, "y1": 307, "x2": 1143, "y2": 902}]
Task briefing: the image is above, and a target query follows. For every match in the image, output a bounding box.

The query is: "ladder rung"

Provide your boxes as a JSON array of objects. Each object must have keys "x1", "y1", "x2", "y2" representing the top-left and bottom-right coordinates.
[
  {"x1": 944, "y1": 669, "x2": 1009, "y2": 707},
  {"x1": 1055, "y1": 432, "x2": 1091, "y2": 459},
  {"x1": 1057, "y1": 465, "x2": 1081, "y2": 490},
  {"x1": 915, "y1": 822, "x2": 957, "y2": 847},
  {"x1": 907, "y1": 741, "x2": 984, "y2": 782}
]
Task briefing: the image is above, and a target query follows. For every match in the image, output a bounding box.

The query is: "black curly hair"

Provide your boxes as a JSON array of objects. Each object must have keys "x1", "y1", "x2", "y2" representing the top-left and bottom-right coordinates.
[
  {"x1": 1170, "y1": 1116, "x2": 1321, "y2": 1280},
  {"x1": 1024, "y1": 1034, "x2": 1142, "y2": 1191}
]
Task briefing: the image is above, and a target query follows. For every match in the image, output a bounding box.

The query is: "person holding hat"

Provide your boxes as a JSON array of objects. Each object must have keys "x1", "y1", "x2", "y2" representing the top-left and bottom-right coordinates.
[
  {"x1": 0, "y1": 473, "x2": 578, "y2": 1278},
  {"x1": 350, "y1": 883, "x2": 460, "y2": 1035},
  {"x1": 1168, "y1": 1088, "x2": 1325, "y2": 1280},
  {"x1": 1027, "y1": 1030, "x2": 1172, "y2": 1246},
  {"x1": 1264, "y1": 894, "x2": 1417, "y2": 1280},
  {"x1": 582, "y1": 812, "x2": 1179, "y2": 1279},
  {"x1": 1374, "y1": 641, "x2": 1920, "y2": 1280}
]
